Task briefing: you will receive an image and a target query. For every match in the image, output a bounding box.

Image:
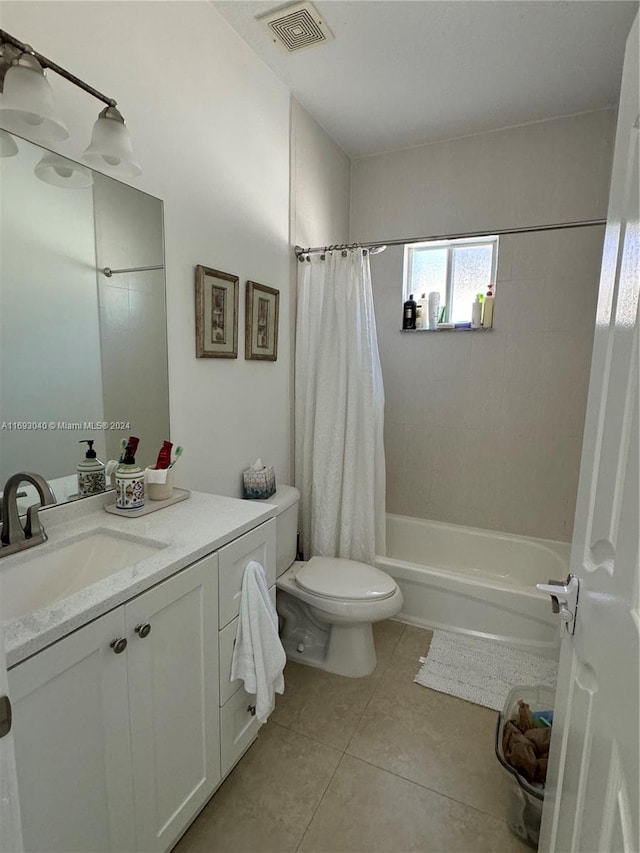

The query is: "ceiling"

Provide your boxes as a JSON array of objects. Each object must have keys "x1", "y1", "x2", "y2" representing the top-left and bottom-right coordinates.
[{"x1": 213, "y1": 0, "x2": 638, "y2": 157}]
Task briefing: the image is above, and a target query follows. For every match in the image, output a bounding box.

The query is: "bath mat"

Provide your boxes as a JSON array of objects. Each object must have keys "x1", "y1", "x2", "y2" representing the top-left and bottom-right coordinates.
[{"x1": 414, "y1": 630, "x2": 558, "y2": 711}]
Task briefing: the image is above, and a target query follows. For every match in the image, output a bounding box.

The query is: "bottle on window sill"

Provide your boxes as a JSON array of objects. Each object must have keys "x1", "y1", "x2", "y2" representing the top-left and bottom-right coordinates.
[
  {"x1": 482, "y1": 283, "x2": 495, "y2": 328},
  {"x1": 403, "y1": 294, "x2": 417, "y2": 330},
  {"x1": 428, "y1": 292, "x2": 440, "y2": 330},
  {"x1": 471, "y1": 294, "x2": 483, "y2": 329},
  {"x1": 415, "y1": 293, "x2": 427, "y2": 329}
]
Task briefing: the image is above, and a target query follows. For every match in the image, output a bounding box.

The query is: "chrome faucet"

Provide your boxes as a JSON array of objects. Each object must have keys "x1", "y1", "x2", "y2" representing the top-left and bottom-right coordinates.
[{"x1": 0, "y1": 472, "x2": 57, "y2": 558}]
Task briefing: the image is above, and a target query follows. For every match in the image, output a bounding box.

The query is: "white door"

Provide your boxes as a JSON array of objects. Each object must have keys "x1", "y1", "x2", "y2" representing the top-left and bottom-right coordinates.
[
  {"x1": 126, "y1": 553, "x2": 220, "y2": 853},
  {"x1": 8, "y1": 608, "x2": 136, "y2": 853},
  {"x1": 539, "y1": 14, "x2": 639, "y2": 853}
]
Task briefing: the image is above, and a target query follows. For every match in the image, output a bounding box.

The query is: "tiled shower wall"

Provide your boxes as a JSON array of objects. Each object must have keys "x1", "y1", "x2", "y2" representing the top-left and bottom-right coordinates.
[
  {"x1": 371, "y1": 227, "x2": 603, "y2": 541},
  {"x1": 351, "y1": 111, "x2": 615, "y2": 542}
]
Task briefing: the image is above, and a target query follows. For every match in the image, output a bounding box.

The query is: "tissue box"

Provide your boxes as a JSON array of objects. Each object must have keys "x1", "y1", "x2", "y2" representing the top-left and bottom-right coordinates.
[{"x1": 242, "y1": 465, "x2": 276, "y2": 499}]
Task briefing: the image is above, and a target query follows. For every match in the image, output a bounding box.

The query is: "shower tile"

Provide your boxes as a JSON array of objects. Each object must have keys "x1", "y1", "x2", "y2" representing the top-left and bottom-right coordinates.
[
  {"x1": 432, "y1": 334, "x2": 473, "y2": 385},
  {"x1": 404, "y1": 378, "x2": 437, "y2": 427},
  {"x1": 540, "y1": 330, "x2": 594, "y2": 387},
  {"x1": 463, "y1": 380, "x2": 503, "y2": 431},
  {"x1": 429, "y1": 426, "x2": 466, "y2": 477},
  {"x1": 172, "y1": 722, "x2": 340, "y2": 853},
  {"x1": 546, "y1": 275, "x2": 598, "y2": 332},
  {"x1": 468, "y1": 329, "x2": 506, "y2": 385},
  {"x1": 497, "y1": 279, "x2": 549, "y2": 332},
  {"x1": 432, "y1": 379, "x2": 468, "y2": 428},
  {"x1": 503, "y1": 330, "x2": 545, "y2": 385},
  {"x1": 427, "y1": 473, "x2": 464, "y2": 525},
  {"x1": 298, "y1": 754, "x2": 528, "y2": 853},
  {"x1": 346, "y1": 656, "x2": 514, "y2": 820},
  {"x1": 500, "y1": 381, "x2": 546, "y2": 436}
]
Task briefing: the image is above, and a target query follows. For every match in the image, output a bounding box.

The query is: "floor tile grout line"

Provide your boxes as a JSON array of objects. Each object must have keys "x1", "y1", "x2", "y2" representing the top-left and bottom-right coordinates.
[
  {"x1": 294, "y1": 752, "x2": 350, "y2": 853},
  {"x1": 275, "y1": 628, "x2": 410, "y2": 757},
  {"x1": 268, "y1": 718, "x2": 345, "y2": 756},
  {"x1": 344, "y1": 624, "x2": 430, "y2": 754},
  {"x1": 341, "y1": 751, "x2": 514, "y2": 827}
]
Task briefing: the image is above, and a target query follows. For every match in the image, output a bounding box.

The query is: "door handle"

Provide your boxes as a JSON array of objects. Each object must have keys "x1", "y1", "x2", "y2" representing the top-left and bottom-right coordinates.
[{"x1": 536, "y1": 574, "x2": 580, "y2": 634}]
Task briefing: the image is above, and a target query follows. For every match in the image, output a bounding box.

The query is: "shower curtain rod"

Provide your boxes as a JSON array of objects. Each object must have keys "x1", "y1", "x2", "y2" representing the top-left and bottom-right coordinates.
[{"x1": 294, "y1": 217, "x2": 606, "y2": 258}]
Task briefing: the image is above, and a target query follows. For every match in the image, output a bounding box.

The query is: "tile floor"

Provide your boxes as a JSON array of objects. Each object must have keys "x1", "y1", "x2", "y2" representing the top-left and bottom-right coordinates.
[{"x1": 173, "y1": 621, "x2": 529, "y2": 853}]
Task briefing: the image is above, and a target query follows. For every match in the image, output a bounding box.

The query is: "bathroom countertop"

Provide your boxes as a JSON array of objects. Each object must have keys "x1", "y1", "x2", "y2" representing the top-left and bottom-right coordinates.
[{"x1": 2, "y1": 490, "x2": 276, "y2": 668}]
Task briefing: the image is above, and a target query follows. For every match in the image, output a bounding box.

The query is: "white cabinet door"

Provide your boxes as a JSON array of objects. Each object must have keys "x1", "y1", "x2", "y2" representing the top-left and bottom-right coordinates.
[
  {"x1": 125, "y1": 553, "x2": 220, "y2": 853},
  {"x1": 219, "y1": 685, "x2": 262, "y2": 778},
  {"x1": 218, "y1": 519, "x2": 276, "y2": 628},
  {"x1": 8, "y1": 608, "x2": 135, "y2": 853}
]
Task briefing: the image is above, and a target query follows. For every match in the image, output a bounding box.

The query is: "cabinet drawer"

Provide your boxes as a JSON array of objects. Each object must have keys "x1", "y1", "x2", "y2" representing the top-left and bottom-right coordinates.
[
  {"x1": 218, "y1": 519, "x2": 276, "y2": 628},
  {"x1": 218, "y1": 585, "x2": 276, "y2": 707},
  {"x1": 220, "y1": 685, "x2": 262, "y2": 778}
]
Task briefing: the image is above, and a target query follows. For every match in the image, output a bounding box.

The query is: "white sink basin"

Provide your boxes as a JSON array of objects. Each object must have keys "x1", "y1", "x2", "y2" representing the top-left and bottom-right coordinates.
[{"x1": 1, "y1": 529, "x2": 167, "y2": 623}]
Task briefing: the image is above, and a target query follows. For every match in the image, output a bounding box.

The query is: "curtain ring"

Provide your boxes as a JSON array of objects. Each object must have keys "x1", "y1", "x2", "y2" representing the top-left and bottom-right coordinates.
[{"x1": 342, "y1": 249, "x2": 347, "y2": 257}]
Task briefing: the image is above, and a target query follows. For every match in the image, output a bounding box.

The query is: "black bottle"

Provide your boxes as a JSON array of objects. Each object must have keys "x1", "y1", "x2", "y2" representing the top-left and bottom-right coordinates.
[{"x1": 402, "y1": 294, "x2": 417, "y2": 330}]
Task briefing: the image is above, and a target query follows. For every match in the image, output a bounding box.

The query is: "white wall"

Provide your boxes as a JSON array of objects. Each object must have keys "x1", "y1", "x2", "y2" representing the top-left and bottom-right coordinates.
[
  {"x1": 351, "y1": 111, "x2": 616, "y2": 541},
  {"x1": 290, "y1": 98, "x2": 351, "y2": 250},
  {"x1": 289, "y1": 98, "x2": 351, "y2": 477},
  {"x1": 1, "y1": 1, "x2": 292, "y2": 497}
]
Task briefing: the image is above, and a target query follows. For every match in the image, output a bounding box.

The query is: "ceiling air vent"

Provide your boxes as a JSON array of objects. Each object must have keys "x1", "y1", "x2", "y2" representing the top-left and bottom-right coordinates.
[{"x1": 260, "y1": 2, "x2": 333, "y2": 53}]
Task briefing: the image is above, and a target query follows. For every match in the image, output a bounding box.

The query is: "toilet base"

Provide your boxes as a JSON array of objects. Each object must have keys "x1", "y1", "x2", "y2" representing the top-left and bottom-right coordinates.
[
  {"x1": 277, "y1": 589, "x2": 378, "y2": 678},
  {"x1": 323, "y1": 623, "x2": 377, "y2": 677}
]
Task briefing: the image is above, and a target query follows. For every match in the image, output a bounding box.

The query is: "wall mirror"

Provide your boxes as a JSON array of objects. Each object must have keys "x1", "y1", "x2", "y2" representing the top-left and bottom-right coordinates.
[{"x1": 0, "y1": 130, "x2": 170, "y2": 505}]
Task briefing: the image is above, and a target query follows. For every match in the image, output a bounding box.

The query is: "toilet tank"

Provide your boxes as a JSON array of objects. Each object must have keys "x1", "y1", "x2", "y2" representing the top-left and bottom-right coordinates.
[{"x1": 264, "y1": 485, "x2": 300, "y2": 577}]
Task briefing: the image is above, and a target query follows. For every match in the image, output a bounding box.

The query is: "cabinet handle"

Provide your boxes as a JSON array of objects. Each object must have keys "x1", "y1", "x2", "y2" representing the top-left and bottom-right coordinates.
[
  {"x1": 135, "y1": 623, "x2": 151, "y2": 639},
  {"x1": 110, "y1": 637, "x2": 128, "y2": 654},
  {"x1": 247, "y1": 704, "x2": 256, "y2": 717}
]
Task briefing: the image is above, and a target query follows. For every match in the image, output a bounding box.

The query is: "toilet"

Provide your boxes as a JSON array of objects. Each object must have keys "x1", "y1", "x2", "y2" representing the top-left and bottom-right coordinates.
[{"x1": 265, "y1": 485, "x2": 403, "y2": 678}]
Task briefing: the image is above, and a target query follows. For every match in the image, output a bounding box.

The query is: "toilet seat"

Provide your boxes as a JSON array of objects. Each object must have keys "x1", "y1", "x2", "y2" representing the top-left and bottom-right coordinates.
[{"x1": 295, "y1": 556, "x2": 397, "y2": 602}]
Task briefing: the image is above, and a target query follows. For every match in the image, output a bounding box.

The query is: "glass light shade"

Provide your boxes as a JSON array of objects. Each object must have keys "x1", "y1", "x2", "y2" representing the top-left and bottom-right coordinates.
[
  {"x1": 0, "y1": 54, "x2": 69, "y2": 142},
  {"x1": 82, "y1": 106, "x2": 141, "y2": 178},
  {"x1": 0, "y1": 129, "x2": 18, "y2": 157},
  {"x1": 34, "y1": 152, "x2": 93, "y2": 188}
]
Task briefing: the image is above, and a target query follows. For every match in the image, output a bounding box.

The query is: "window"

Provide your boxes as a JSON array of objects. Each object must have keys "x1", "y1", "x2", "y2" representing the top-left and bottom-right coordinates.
[{"x1": 403, "y1": 235, "x2": 498, "y2": 325}]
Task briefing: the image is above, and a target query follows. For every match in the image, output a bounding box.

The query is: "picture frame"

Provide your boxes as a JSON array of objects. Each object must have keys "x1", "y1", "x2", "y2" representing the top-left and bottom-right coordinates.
[
  {"x1": 195, "y1": 265, "x2": 239, "y2": 358},
  {"x1": 245, "y1": 281, "x2": 279, "y2": 361}
]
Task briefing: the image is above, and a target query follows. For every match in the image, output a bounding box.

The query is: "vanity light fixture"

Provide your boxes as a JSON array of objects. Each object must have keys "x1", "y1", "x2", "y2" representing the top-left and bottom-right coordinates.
[
  {"x1": 0, "y1": 51, "x2": 68, "y2": 142},
  {"x1": 0, "y1": 128, "x2": 18, "y2": 157},
  {"x1": 34, "y1": 151, "x2": 93, "y2": 188},
  {"x1": 82, "y1": 106, "x2": 141, "y2": 178},
  {"x1": 0, "y1": 28, "x2": 141, "y2": 178}
]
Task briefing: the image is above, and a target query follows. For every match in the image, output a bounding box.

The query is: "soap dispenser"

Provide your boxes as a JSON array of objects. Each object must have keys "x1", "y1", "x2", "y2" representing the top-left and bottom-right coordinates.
[
  {"x1": 77, "y1": 439, "x2": 106, "y2": 497},
  {"x1": 115, "y1": 436, "x2": 145, "y2": 510}
]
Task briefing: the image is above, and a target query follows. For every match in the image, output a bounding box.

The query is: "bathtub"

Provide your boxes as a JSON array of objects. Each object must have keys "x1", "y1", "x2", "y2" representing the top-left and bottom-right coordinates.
[{"x1": 376, "y1": 514, "x2": 571, "y2": 651}]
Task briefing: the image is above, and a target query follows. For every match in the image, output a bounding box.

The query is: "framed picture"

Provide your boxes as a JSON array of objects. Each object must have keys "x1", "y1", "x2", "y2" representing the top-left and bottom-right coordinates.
[
  {"x1": 195, "y1": 265, "x2": 238, "y2": 358},
  {"x1": 245, "y1": 281, "x2": 279, "y2": 361}
]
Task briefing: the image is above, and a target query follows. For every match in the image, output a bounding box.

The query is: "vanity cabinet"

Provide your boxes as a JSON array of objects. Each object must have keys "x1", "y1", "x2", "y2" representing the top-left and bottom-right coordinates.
[
  {"x1": 8, "y1": 607, "x2": 136, "y2": 853},
  {"x1": 8, "y1": 516, "x2": 277, "y2": 853},
  {"x1": 217, "y1": 520, "x2": 276, "y2": 776},
  {"x1": 10, "y1": 552, "x2": 219, "y2": 853}
]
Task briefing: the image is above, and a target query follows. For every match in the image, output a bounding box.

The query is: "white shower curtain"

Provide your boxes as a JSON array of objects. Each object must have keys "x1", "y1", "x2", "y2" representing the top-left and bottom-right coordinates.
[{"x1": 295, "y1": 248, "x2": 386, "y2": 565}]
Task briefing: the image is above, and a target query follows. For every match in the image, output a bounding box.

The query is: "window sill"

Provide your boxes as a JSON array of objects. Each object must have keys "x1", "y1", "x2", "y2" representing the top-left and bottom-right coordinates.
[{"x1": 400, "y1": 327, "x2": 495, "y2": 333}]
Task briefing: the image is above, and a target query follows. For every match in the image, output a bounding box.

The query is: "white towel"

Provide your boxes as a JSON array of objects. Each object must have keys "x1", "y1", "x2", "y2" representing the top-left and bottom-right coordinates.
[{"x1": 230, "y1": 560, "x2": 286, "y2": 722}]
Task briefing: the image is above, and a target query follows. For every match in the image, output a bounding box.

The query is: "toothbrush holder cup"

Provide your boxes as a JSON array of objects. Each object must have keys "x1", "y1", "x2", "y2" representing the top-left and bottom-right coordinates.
[{"x1": 145, "y1": 467, "x2": 174, "y2": 501}]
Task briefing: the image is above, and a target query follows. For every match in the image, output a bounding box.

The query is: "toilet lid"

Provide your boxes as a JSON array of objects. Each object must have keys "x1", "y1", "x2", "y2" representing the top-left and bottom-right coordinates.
[{"x1": 295, "y1": 557, "x2": 397, "y2": 601}]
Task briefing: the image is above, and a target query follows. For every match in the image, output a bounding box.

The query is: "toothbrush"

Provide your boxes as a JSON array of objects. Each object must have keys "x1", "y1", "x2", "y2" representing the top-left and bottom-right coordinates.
[
  {"x1": 168, "y1": 446, "x2": 183, "y2": 468},
  {"x1": 118, "y1": 438, "x2": 127, "y2": 463}
]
